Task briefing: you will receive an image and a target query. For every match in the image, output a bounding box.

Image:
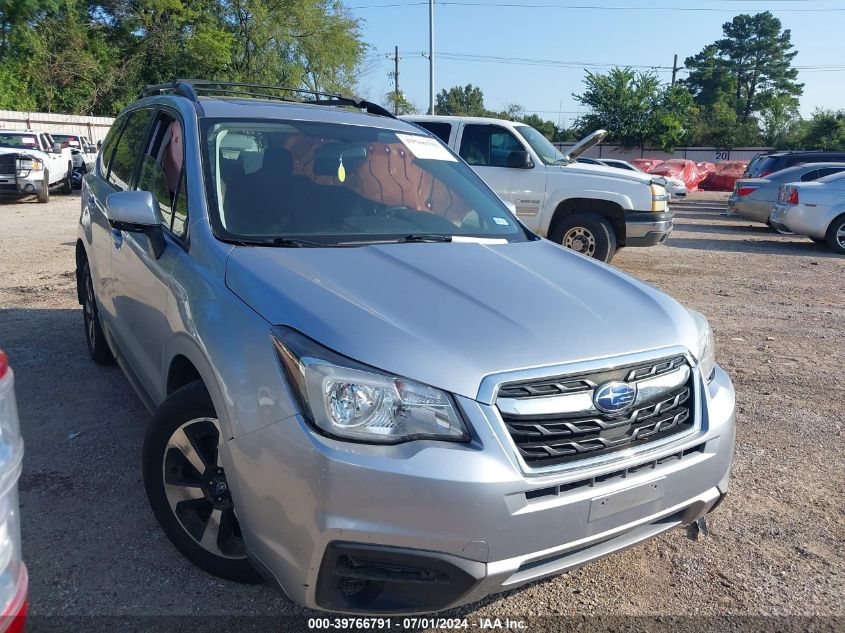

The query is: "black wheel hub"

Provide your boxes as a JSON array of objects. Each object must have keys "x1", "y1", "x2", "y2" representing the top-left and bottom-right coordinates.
[{"x1": 202, "y1": 466, "x2": 233, "y2": 510}]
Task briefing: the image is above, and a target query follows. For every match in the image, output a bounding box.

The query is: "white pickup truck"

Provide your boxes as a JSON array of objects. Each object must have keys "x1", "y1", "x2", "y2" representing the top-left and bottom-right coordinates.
[
  {"x1": 0, "y1": 129, "x2": 73, "y2": 203},
  {"x1": 50, "y1": 132, "x2": 97, "y2": 174},
  {"x1": 404, "y1": 115, "x2": 672, "y2": 262}
]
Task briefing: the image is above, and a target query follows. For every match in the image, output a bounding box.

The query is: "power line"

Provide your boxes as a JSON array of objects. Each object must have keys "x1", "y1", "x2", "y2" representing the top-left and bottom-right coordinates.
[{"x1": 348, "y1": 1, "x2": 845, "y2": 11}]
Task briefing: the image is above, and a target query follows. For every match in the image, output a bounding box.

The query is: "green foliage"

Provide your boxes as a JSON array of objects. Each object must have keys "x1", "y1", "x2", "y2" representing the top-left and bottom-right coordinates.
[
  {"x1": 384, "y1": 91, "x2": 415, "y2": 115},
  {"x1": 518, "y1": 114, "x2": 573, "y2": 143},
  {"x1": 801, "y1": 109, "x2": 845, "y2": 151},
  {"x1": 0, "y1": 0, "x2": 367, "y2": 115},
  {"x1": 685, "y1": 12, "x2": 803, "y2": 122},
  {"x1": 435, "y1": 84, "x2": 487, "y2": 116},
  {"x1": 574, "y1": 68, "x2": 693, "y2": 150}
]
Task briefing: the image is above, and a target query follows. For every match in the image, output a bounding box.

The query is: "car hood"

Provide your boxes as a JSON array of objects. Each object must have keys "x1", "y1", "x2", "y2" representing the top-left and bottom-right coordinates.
[
  {"x1": 225, "y1": 240, "x2": 699, "y2": 400},
  {"x1": 0, "y1": 147, "x2": 42, "y2": 158},
  {"x1": 556, "y1": 161, "x2": 654, "y2": 185}
]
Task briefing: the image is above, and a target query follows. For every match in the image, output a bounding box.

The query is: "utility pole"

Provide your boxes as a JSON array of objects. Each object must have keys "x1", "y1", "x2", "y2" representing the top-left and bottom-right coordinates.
[
  {"x1": 428, "y1": 0, "x2": 435, "y2": 114},
  {"x1": 393, "y1": 45, "x2": 400, "y2": 115},
  {"x1": 671, "y1": 54, "x2": 679, "y2": 86}
]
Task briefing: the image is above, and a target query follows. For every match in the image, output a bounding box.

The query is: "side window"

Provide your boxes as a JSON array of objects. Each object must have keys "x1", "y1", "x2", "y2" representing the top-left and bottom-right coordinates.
[
  {"x1": 136, "y1": 112, "x2": 186, "y2": 233},
  {"x1": 816, "y1": 167, "x2": 845, "y2": 179},
  {"x1": 800, "y1": 169, "x2": 819, "y2": 182},
  {"x1": 108, "y1": 109, "x2": 154, "y2": 190},
  {"x1": 97, "y1": 117, "x2": 125, "y2": 176},
  {"x1": 415, "y1": 121, "x2": 452, "y2": 144},
  {"x1": 459, "y1": 125, "x2": 524, "y2": 167}
]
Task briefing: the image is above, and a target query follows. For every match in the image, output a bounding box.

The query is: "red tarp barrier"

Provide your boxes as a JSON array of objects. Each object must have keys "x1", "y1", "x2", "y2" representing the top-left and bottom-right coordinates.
[
  {"x1": 647, "y1": 159, "x2": 711, "y2": 191},
  {"x1": 631, "y1": 158, "x2": 663, "y2": 172},
  {"x1": 700, "y1": 161, "x2": 749, "y2": 192}
]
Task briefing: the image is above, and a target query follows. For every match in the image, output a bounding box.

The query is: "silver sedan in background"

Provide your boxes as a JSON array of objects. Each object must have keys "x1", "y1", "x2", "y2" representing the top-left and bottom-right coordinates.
[{"x1": 728, "y1": 162, "x2": 845, "y2": 225}]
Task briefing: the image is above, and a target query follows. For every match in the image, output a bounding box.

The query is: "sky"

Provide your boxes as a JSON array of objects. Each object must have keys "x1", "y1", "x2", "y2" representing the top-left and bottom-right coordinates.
[{"x1": 347, "y1": 0, "x2": 845, "y2": 125}]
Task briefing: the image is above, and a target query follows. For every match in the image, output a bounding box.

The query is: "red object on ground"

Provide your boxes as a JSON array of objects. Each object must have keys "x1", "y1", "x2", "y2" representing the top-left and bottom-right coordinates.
[
  {"x1": 631, "y1": 158, "x2": 663, "y2": 172},
  {"x1": 0, "y1": 565, "x2": 27, "y2": 633},
  {"x1": 648, "y1": 159, "x2": 709, "y2": 191},
  {"x1": 701, "y1": 161, "x2": 749, "y2": 192}
]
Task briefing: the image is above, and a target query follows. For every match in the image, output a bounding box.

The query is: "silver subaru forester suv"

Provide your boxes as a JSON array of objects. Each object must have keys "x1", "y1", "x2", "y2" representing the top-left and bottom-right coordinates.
[{"x1": 76, "y1": 80, "x2": 735, "y2": 614}]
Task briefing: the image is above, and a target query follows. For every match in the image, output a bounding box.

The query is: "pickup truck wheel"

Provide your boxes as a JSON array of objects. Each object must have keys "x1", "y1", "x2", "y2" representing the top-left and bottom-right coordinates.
[
  {"x1": 61, "y1": 162, "x2": 73, "y2": 194},
  {"x1": 81, "y1": 261, "x2": 114, "y2": 365},
  {"x1": 36, "y1": 170, "x2": 49, "y2": 203},
  {"x1": 143, "y1": 381, "x2": 263, "y2": 584},
  {"x1": 551, "y1": 213, "x2": 617, "y2": 262},
  {"x1": 825, "y1": 215, "x2": 845, "y2": 254}
]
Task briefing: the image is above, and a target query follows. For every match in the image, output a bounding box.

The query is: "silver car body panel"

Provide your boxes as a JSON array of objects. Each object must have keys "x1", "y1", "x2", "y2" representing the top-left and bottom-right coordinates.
[{"x1": 77, "y1": 93, "x2": 736, "y2": 613}]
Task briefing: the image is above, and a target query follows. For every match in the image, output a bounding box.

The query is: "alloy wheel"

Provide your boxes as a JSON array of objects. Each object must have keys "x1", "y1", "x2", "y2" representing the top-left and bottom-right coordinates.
[
  {"x1": 837, "y1": 224, "x2": 845, "y2": 249},
  {"x1": 563, "y1": 226, "x2": 597, "y2": 257},
  {"x1": 162, "y1": 417, "x2": 247, "y2": 560},
  {"x1": 83, "y1": 274, "x2": 96, "y2": 347}
]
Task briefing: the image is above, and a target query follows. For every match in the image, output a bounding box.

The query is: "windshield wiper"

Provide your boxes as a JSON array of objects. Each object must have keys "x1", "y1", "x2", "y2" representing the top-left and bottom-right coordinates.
[
  {"x1": 396, "y1": 234, "x2": 453, "y2": 243},
  {"x1": 268, "y1": 237, "x2": 327, "y2": 248}
]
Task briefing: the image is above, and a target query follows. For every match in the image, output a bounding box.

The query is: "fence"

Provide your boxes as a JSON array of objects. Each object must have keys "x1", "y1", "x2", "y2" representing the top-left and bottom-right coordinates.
[
  {"x1": 553, "y1": 144, "x2": 775, "y2": 163},
  {"x1": 0, "y1": 110, "x2": 115, "y2": 144}
]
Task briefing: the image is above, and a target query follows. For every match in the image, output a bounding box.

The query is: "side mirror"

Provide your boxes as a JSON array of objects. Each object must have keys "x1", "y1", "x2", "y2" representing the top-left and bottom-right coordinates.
[
  {"x1": 52, "y1": 142, "x2": 62, "y2": 154},
  {"x1": 106, "y1": 191, "x2": 165, "y2": 259},
  {"x1": 507, "y1": 150, "x2": 534, "y2": 169}
]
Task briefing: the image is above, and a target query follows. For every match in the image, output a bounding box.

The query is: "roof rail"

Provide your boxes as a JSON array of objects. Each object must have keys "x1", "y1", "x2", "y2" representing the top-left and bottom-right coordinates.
[{"x1": 141, "y1": 79, "x2": 395, "y2": 118}]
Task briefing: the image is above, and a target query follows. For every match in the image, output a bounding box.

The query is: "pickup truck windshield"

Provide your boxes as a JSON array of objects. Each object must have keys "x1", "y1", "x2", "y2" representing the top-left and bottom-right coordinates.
[
  {"x1": 0, "y1": 134, "x2": 40, "y2": 151},
  {"x1": 202, "y1": 119, "x2": 527, "y2": 245},
  {"x1": 51, "y1": 134, "x2": 82, "y2": 148},
  {"x1": 515, "y1": 125, "x2": 568, "y2": 165}
]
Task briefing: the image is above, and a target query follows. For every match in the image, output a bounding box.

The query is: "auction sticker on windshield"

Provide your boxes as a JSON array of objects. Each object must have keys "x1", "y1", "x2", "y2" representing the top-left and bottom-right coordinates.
[{"x1": 396, "y1": 133, "x2": 457, "y2": 162}]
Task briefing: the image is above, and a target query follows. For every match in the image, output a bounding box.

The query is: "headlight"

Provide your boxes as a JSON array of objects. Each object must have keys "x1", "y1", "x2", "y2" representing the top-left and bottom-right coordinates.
[
  {"x1": 649, "y1": 183, "x2": 669, "y2": 211},
  {"x1": 272, "y1": 327, "x2": 469, "y2": 444},
  {"x1": 687, "y1": 309, "x2": 716, "y2": 382},
  {"x1": 15, "y1": 158, "x2": 42, "y2": 174}
]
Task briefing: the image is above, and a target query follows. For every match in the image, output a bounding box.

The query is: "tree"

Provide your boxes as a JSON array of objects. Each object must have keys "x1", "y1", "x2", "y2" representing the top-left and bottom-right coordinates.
[
  {"x1": 0, "y1": 0, "x2": 368, "y2": 115},
  {"x1": 435, "y1": 84, "x2": 486, "y2": 116},
  {"x1": 521, "y1": 114, "x2": 556, "y2": 140},
  {"x1": 685, "y1": 12, "x2": 803, "y2": 122},
  {"x1": 383, "y1": 91, "x2": 415, "y2": 115},
  {"x1": 574, "y1": 67, "x2": 693, "y2": 150},
  {"x1": 801, "y1": 110, "x2": 845, "y2": 151}
]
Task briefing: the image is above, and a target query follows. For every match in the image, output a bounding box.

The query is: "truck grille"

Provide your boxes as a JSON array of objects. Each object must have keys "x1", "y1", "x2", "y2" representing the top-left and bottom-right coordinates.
[
  {"x1": 496, "y1": 356, "x2": 695, "y2": 467},
  {"x1": 0, "y1": 154, "x2": 16, "y2": 176}
]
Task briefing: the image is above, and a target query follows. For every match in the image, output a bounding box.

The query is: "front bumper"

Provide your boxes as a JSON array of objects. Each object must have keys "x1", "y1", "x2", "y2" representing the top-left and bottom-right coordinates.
[
  {"x1": 624, "y1": 211, "x2": 673, "y2": 246},
  {"x1": 226, "y1": 364, "x2": 735, "y2": 614},
  {"x1": 0, "y1": 172, "x2": 46, "y2": 197}
]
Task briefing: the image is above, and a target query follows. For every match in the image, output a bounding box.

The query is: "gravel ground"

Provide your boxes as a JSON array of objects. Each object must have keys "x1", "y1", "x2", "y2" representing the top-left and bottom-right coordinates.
[{"x1": 0, "y1": 192, "x2": 843, "y2": 628}]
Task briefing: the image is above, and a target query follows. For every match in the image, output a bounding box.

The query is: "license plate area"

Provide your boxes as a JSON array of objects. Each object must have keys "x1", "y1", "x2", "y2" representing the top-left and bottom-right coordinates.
[{"x1": 589, "y1": 477, "x2": 665, "y2": 522}]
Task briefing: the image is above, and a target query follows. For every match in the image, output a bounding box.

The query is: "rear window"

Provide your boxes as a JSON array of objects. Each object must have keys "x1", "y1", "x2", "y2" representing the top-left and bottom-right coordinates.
[{"x1": 413, "y1": 121, "x2": 452, "y2": 144}]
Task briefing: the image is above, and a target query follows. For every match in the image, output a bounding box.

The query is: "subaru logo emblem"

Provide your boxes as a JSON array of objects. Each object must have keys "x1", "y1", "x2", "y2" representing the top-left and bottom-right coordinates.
[{"x1": 594, "y1": 381, "x2": 637, "y2": 414}]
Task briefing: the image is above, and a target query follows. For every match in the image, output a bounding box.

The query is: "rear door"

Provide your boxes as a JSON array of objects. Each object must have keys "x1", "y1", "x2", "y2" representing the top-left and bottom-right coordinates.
[
  {"x1": 456, "y1": 123, "x2": 547, "y2": 230},
  {"x1": 109, "y1": 107, "x2": 187, "y2": 402}
]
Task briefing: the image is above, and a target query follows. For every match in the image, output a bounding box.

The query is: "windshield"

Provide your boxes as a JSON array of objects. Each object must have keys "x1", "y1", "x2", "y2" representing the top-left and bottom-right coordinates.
[
  {"x1": 202, "y1": 119, "x2": 527, "y2": 245},
  {"x1": 51, "y1": 134, "x2": 81, "y2": 148},
  {"x1": 0, "y1": 133, "x2": 39, "y2": 151},
  {"x1": 514, "y1": 125, "x2": 567, "y2": 165}
]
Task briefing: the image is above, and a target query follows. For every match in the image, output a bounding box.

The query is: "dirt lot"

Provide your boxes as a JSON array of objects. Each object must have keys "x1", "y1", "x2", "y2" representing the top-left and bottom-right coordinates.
[{"x1": 0, "y1": 192, "x2": 843, "y2": 628}]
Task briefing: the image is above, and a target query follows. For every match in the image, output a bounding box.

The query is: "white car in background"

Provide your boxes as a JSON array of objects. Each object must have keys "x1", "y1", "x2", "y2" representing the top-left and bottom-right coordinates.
[
  {"x1": 0, "y1": 130, "x2": 73, "y2": 202},
  {"x1": 51, "y1": 133, "x2": 97, "y2": 174},
  {"x1": 769, "y1": 171, "x2": 845, "y2": 254},
  {"x1": 600, "y1": 159, "x2": 687, "y2": 198}
]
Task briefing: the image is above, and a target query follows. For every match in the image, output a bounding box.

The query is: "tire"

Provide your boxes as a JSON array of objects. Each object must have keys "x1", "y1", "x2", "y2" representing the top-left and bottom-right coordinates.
[
  {"x1": 81, "y1": 261, "x2": 114, "y2": 365},
  {"x1": 549, "y1": 212, "x2": 617, "y2": 262},
  {"x1": 143, "y1": 381, "x2": 263, "y2": 584},
  {"x1": 825, "y1": 214, "x2": 845, "y2": 254},
  {"x1": 36, "y1": 170, "x2": 49, "y2": 203},
  {"x1": 61, "y1": 162, "x2": 73, "y2": 194}
]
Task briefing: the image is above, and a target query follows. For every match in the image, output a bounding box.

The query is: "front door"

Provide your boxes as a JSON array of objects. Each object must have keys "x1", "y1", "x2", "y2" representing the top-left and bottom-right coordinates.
[{"x1": 456, "y1": 123, "x2": 547, "y2": 231}]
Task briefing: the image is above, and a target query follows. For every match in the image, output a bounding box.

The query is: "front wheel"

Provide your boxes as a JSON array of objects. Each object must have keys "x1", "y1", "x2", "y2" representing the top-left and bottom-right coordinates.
[
  {"x1": 143, "y1": 381, "x2": 263, "y2": 584},
  {"x1": 36, "y1": 171, "x2": 49, "y2": 203},
  {"x1": 61, "y1": 162, "x2": 73, "y2": 194},
  {"x1": 549, "y1": 212, "x2": 617, "y2": 262},
  {"x1": 825, "y1": 215, "x2": 845, "y2": 254}
]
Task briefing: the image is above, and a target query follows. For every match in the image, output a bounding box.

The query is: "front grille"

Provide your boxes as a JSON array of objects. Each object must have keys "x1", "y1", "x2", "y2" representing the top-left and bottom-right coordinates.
[
  {"x1": 497, "y1": 356, "x2": 695, "y2": 467},
  {"x1": 0, "y1": 154, "x2": 16, "y2": 175}
]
